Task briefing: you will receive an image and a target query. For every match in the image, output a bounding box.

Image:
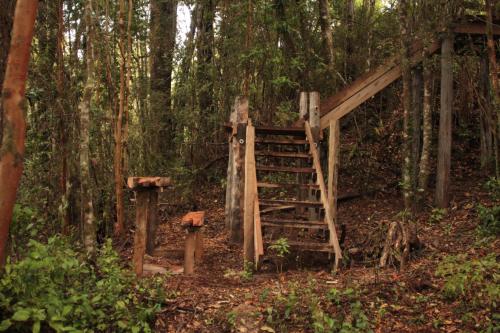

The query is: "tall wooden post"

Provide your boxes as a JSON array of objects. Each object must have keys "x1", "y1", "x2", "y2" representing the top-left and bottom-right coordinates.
[
  {"x1": 435, "y1": 32, "x2": 454, "y2": 209},
  {"x1": 146, "y1": 190, "x2": 158, "y2": 255},
  {"x1": 243, "y1": 121, "x2": 256, "y2": 263},
  {"x1": 229, "y1": 97, "x2": 248, "y2": 243},
  {"x1": 309, "y1": 92, "x2": 321, "y2": 221},
  {"x1": 328, "y1": 118, "x2": 340, "y2": 234},
  {"x1": 297, "y1": 92, "x2": 309, "y2": 215},
  {"x1": 225, "y1": 110, "x2": 237, "y2": 228}
]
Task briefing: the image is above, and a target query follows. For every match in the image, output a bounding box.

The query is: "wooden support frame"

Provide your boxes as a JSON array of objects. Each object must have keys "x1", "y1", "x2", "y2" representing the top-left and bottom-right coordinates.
[
  {"x1": 128, "y1": 176, "x2": 171, "y2": 277},
  {"x1": 243, "y1": 121, "x2": 257, "y2": 263},
  {"x1": 327, "y1": 118, "x2": 340, "y2": 234},
  {"x1": 305, "y1": 122, "x2": 342, "y2": 263}
]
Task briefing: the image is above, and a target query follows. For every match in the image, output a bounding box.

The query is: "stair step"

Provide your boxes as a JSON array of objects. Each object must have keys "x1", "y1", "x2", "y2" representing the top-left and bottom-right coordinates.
[
  {"x1": 255, "y1": 151, "x2": 310, "y2": 158},
  {"x1": 261, "y1": 218, "x2": 327, "y2": 230},
  {"x1": 260, "y1": 199, "x2": 323, "y2": 207},
  {"x1": 256, "y1": 165, "x2": 315, "y2": 173},
  {"x1": 258, "y1": 182, "x2": 319, "y2": 189},
  {"x1": 265, "y1": 240, "x2": 333, "y2": 252},
  {"x1": 255, "y1": 126, "x2": 306, "y2": 137},
  {"x1": 255, "y1": 138, "x2": 308, "y2": 145}
]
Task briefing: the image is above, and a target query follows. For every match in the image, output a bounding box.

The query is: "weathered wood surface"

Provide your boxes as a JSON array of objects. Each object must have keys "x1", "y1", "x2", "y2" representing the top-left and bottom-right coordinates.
[
  {"x1": 327, "y1": 118, "x2": 340, "y2": 234},
  {"x1": 182, "y1": 211, "x2": 205, "y2": 227},
  {"x1": 229, "y1": 97, "x2": 248, "y2": 243},
  {"x1": 133, "y1": 191, "x2": 149, "y2": 276},
  {"x1": 243, "y1": 123, "x2": 256, "y2": 263},
  {"x1": 146, "y1": 190, "x2": 158, "y2": 255},
  {"x1": 319, "y1": 41, "x2": 441, "y2": 129},
  {"x1": 435, "y1": 33, "x2": 454, "y2": 208},
  {"x1": 127, "y1": 177, "x2": 172, "y2": 189},
  {"x1": 305, "y1": 122, "x2": 342, "y2": 262},
  {"x1": 184, "y1": 231, "x2": 196, "y2": 275}
]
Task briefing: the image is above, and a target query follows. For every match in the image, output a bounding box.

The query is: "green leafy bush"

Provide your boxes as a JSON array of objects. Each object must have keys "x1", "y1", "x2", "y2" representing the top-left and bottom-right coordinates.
[
  {"x1": 477, "y1": 204, "x2": 500, "y2": 237},
  {"x1": 0, "y1": 237, "x2": 165, "y2": 332},
  {"x1": 435, "y1": 253, "x2": 499, "y2": 308}
]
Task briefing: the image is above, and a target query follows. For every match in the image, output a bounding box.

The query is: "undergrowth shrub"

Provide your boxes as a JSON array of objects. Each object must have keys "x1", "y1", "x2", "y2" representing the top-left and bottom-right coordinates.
[
  {"x1": 261, "y1": 280, "x2": 372, "y2": 333},
  {"x1": 477, "y1": 204, "x2": 500, "y2": 237},
  {"x1": 436, "y1": 253, "x2": 499, "y2": 309},
  {"x1": 0, "y1": 237, "x2": 165, "y2": 332}
]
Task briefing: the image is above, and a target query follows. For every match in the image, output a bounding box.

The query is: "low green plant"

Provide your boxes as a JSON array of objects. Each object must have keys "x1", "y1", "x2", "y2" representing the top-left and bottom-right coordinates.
[
  {"x1": 484, "y1": 177, "x2": 500, "y2": 200},
  {"x1": 436, "y1": 253, "x2": 499, "y2": 309},
  {"x1": 477, "y1": 204, "x2": 500, "y2": 237},
  {"x1": 269, "y1": 238, "x2": 290, "y2": 273},
  {"x1": 429, "y1": 208, "x2": 447, "y2": 224},
  {"x1": 0, "y1": 237, "x2": 165, "y2": 332}
]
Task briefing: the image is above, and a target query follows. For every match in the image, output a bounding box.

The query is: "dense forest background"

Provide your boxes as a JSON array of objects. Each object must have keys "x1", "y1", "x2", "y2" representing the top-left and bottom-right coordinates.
[
  {"x1": 1, "y1": 0, "x2": 496, "y2": 246},
  {"x1": 0, "y1": 0, "x2": 499, "y2": 331}
]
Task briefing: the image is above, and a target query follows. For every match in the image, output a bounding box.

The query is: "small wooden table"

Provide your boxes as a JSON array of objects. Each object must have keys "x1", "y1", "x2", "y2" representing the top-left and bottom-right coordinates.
[
  {"x1": 128, "y1": 177, "x2": 172, "y2": 277},
  {"x1": 181, "y1": 211, "x2": 205, "y2": 275}
]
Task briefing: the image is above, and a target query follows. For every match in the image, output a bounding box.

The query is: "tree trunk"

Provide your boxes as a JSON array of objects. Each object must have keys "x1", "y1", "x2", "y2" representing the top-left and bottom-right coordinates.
[
  {"x1": 411, "y1": 67, "x2": 423, "y2": 211},
  {"x1": 319, "y1": 0, "x2": 335, "y2": 76},
  {"x1": 150, "y1": 0, "x2": 177, "y2": 171},
  {"x1": 486, "y1": 0, "x2": 499, "y2": 177},
  {"x1": 400, "y1": 0, "x2": 413, "y2": 210},
  {"x1": 80, "y1": 0, "x2": 96, "y2": 254},
  {"x1": 435, "y1": 32, "x2": 454, "y2": 209},
  {"x1": 417, "y1": 48, "x2": 433, "y2": 207},
  {"x1": 0, "y1": 0, "x2": 38, "y2": 266},
  {"x1": 114, "y1": 0, "x2": 129, "y2": 236},
  {"x1": 0, "y1": 0, "x2": 16, "y2": 147},
  {"x1": 479, "y1": 55, "x2": 494, "y2": 171}
]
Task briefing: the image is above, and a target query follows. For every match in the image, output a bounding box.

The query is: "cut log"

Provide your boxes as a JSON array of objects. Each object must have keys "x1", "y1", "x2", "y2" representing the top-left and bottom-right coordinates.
[{"x1": 127, "y1": 176, "x2": 171, "y2": 189}]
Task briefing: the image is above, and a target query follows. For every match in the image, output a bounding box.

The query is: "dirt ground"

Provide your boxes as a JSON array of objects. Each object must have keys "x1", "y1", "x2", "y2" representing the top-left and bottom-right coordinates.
[{"x1": 125, "y1": 161, "x2": 499, "y2": 333}]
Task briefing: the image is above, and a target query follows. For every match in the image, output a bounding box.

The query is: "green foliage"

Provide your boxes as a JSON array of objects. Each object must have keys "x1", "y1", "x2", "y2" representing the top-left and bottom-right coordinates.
[
  {"x1": 0, "y1": 237, "x2": 165, "y2": 332},
  {"x1": 269, "y1": 238, "x2": 290, "y2": 258},
  {"x1": 477, "y1": 204, "x2": 500, "y2": 237},
  {"x1": 261, "y1": 281, "x2": 372, "y2": 333},
  {"x1": 429, "y1": 208, "x2": 447, "y2": 224},
  {"x1": 484, "y1": 177, "x2": 500, "y2": 201},
  {"x1": 435, "y1": 254, "x2": 499, "y2": 309}
]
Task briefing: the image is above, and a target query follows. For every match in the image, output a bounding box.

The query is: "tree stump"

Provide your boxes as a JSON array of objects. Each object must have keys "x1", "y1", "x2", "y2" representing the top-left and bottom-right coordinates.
[{"x1": 128, "y1": 177, "x2": 172, "y2": 277}]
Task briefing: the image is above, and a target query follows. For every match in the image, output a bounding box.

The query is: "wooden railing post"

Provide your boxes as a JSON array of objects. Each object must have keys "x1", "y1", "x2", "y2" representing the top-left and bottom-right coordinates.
[
  {"x1": 228, "y1": 97, "x2": 248, "y2": 243},
  {"x1": 308, "y1": 92, "x2": 321, "y2": 221},
  {"x1": 328, "y1": 118, "x2": 340, "y2": 238},
  {"x1": 243, "y1": 120, "x2": 256, "y2": 263}
]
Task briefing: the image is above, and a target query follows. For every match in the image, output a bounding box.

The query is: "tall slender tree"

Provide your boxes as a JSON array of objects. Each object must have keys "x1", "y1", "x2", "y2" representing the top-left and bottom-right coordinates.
[
  {"x1": 0, "y1": 0, "x2": 39, "y2": 266},
  {"x1": 79, "y1": 0, "x2": 96, "y2": 253}
]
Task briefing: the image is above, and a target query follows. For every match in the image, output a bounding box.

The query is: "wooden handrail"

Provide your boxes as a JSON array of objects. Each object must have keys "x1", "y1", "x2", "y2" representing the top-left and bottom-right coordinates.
[{"x1": 304, "y1": 121, "x2": 342, "y2": 262}]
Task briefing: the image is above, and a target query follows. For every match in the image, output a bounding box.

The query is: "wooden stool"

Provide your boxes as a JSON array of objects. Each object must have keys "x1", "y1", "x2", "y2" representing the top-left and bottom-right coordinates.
[
  {"x1": 181, "y1": 211, "x2": 205, "y2": 275},
  {"x1": 128, "y1": 177, "x2": 172, "y2": 277}
]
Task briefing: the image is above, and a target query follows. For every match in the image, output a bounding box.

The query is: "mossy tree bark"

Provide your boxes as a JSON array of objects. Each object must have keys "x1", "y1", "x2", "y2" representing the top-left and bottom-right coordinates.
[
  {"x1": 79, "y1": 0, "x2": 96, "y2": 254},
  {"x1": 0, "y1": 0, "x2": 38, "y2": 266}
]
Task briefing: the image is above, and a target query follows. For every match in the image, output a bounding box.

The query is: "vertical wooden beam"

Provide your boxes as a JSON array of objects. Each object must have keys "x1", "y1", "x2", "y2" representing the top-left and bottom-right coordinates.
[
  {"x1": 184, "y1": 230, "x2": 196, "y2": 275},
  {"x1": 435, "y1": 33, "x2": 454, "y2": 209},
  {"x1": 299, "y1": 91, "x2": 308, "y2": 120},
  {"x1": 309, "y1": 92, "x2": 321, "y2": 221},
  {"x1": 225, "y1": 110, "x2": 237, "y2": 229},
  {"x1": 243, "y1": 121, "x2": 256, "y2": 263},
  {"x1": 195, "y1": 231, "x2": 203, "y2": 263},
  {"x1": 297, "y1": 92, "x2": 308, "y2": 215},
  {"x1": 328, "y1": 118, "x2": 340, "y2": 231},
  {"x1": 230, "y1": 97, "x2": 248, "y2": 243},
  {"x1": 146, "y1": 189, "x2": 158, "y2": 255},
  {"x1": 133, "y1": 190, "x2": 149, "y2": 277}
]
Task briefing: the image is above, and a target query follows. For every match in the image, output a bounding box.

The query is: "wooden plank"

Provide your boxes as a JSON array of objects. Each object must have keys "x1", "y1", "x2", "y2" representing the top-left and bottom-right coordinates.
[
  {"x1": 255, "y1": 151, "x2": 310, "y2": 158},
  {"x1": 255, "y1": 138, "x2": 308, "y2": 145},
  {"x1": 254, "y1": 126, "x2": 306, "y2": 136},
  {"x1": 133, "y1": 191, "x2": 149, "y2": 277},
  {"x1": 454, "y1": 22, "x2": 500, "y2": 35},
  {"x1": 320, "y1": 41, "x2": 441, "y2": 129},
  {"x1": 257, "y1": 182, "x2": 319, "y2": 189},
  {"x1": 127, "y1": 177, "x2": 171, "y2": 189},
  {"x1": 260, "y1": 199, "x2": 323, "y2": 206},
  {"x1": 256, "y1": 165, "x2": 315, "y2": 173},
  {"x1": 305, "y1": 122, "x2": 342, "y2": 261},
  {"x1": 254, "y1": 197, "x2": 264, "y2": 261},
  {"x1": 260, "y1": 205, "x2": 295, "y2": 213},
  {"x1": 184, "y1": 231, "x2": 196, "y2": 275},
  {"x1": 243, "y1": 123, "x2": 256, "y2": 263},
  {"x1": 327, "y1": 119, "x2": 340, "y2": 232},
  {"x1": 261, "y1": 217, "x2": 326, "y2": 225},
  {"x1": 299, "y1": 92, "x2": 308, "y2": 119}
]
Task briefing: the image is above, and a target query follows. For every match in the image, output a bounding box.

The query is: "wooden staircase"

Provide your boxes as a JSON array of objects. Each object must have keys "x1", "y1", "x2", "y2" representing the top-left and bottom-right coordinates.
[{"x1": 244, "y1": 118, "x2": 342, "y2": 267}]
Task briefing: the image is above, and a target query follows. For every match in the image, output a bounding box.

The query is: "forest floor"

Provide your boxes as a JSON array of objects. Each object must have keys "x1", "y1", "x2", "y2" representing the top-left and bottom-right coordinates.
[{"x1": 124, "y1": 162, "x2": 499, "y2": 333}]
